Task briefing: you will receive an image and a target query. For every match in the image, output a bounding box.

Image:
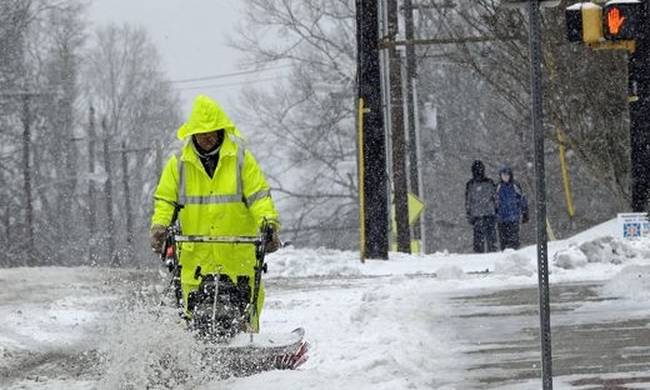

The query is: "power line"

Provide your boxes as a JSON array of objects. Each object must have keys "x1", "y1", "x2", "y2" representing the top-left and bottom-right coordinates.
[
  {"x1": 174, "y1": 76, "x2": 284, "y2": 91},
  {"x1": 169, "y1": 65, "x2": 292, "y2": 84}
]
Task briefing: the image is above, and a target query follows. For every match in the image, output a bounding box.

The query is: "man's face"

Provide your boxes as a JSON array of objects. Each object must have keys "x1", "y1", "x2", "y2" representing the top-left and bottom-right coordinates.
[
  {"x1": 501, "y1": 172, "x2": 511, "y2": 182},
  {"x1": 194, "y1": 130, "x2": 222, "y2": 151}
]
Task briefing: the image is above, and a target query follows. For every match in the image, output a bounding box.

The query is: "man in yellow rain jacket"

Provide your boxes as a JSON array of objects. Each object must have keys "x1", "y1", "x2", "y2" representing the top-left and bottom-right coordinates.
[{"x1": 150, "y1": 95, "x2": 280, "y2": 331}]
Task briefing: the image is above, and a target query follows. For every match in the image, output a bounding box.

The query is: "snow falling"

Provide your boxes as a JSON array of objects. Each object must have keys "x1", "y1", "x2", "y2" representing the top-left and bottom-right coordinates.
[{"x1": 2, "y1": 1, "x2": 650, "y2": 389}]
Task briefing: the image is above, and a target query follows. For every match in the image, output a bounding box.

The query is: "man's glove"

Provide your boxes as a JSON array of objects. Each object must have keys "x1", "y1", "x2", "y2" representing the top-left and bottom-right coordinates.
[
  {"x1": 265, "y1": 224, "x2": 281, "y2": 254},
  {"x1": 150, "y1": 225, "x2": 167, "y2": 254},
  {"x1": 522, "y1": 212, "x2": 530, "y2": 224}
]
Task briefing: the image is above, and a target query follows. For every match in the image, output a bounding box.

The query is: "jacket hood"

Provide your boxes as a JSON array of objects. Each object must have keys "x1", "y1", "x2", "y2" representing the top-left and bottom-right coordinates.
[
  {"x1": 471, "y1": 160, "x2": 485, "y2": 179},
  {"x1": 499, "y1": 166, "x2": 514, "y2": 181},
  {"x1": 177, "y1": 95, "x2": 242, "y2": 140}
]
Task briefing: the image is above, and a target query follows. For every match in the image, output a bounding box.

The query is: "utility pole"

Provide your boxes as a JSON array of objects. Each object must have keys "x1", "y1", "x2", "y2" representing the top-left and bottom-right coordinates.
[
  {"x1": 528, "y1": 0, "x2": 553, "y2": 388},
  {"x1": 87, "y1": 106, "x2": 97, "y2": 262},
  {"x1": 21, "y1": 94, "x2": 35, "y2": 265},
  {"x1": 356, "y1": 0, "x2": 390, "y2": 260},
  {"x1": 386, "y1": 0, "x2": 411, "y2": 253},
  {"x1": 629, "y1": 0, "x2": 650, "y2": 212},
  {"x1": 120, "y1": 141, "x2": 134, "y2": 251},
  {"x1": 101, "y1": 116, "x2": 116, "y2": 266},
  {"x1": 404, "y1": 0, "x2": 424, "y2": 252}
]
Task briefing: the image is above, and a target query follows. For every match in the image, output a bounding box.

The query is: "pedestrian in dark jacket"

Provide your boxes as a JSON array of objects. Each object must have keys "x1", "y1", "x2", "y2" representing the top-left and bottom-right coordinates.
[
  {"x1": 496, "y1": 166, "x2": 529, "y2": 250},
  {"x1": 465, "y1": 160, "x2": 497, "y2": 253}
]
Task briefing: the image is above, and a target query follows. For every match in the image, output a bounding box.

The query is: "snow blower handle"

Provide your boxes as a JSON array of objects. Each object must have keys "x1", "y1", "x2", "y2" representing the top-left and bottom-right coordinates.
[
  {"x1": 160, "y1": 202, "x2": 184, "y2": 311},
  {"x1": 161, "y1": 203, "x2": 183, "y2": 269},
  {"x1": 256, "y1": 219, "x2": 274, "y2": 266}
]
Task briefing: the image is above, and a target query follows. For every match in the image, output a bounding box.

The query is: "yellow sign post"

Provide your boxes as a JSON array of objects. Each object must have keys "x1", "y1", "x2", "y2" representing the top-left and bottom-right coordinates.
[{"x1": 391, "y1": 193, "x2": 426, "y2": 253}]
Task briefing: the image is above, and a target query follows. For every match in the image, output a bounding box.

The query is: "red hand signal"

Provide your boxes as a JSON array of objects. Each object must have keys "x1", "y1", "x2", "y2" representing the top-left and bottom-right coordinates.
[{"x1": 608, "y1": 7, "x2": 626, "y2": 35}]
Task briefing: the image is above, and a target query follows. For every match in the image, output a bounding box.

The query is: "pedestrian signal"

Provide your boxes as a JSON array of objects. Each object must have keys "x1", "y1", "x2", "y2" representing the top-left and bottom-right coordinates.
[
  {"x1": 565, "y1": 2, "x2": 603, "y2": 43},
  {"x1": 603, "y1": 0, "x2": 641, "y2": 41}
]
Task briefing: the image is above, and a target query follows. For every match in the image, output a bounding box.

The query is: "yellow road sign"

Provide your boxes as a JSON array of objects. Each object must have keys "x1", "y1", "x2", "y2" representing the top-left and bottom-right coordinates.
[{"x1": 408, "y1": 193, "x2": 425, "y2": 225}]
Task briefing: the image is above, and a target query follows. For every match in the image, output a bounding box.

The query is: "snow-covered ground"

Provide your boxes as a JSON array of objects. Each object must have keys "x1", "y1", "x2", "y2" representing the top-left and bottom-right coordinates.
[{"x1": 2, "y1": 219, "x2": 650, "y2": 389}]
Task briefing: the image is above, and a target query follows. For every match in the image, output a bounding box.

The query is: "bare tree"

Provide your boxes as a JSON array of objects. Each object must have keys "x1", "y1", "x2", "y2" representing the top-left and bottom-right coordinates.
[
  {"x1": 84, "y1": 23, "x2": 182, "y2": 264},
  {"x1": 233, "y1": 0, "x2": 360, "y2": 248},
  {"x1": 0, "y1": 0, "x2": 88, "y2": 265},
  {"x1": 0, "y1": 5, "x2": 182, "y2": 267}
]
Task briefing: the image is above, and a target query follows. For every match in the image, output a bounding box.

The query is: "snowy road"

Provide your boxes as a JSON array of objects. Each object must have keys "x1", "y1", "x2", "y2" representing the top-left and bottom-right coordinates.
[{"x1": 2, "y1": 221, "x2": 650, "y2": 389}]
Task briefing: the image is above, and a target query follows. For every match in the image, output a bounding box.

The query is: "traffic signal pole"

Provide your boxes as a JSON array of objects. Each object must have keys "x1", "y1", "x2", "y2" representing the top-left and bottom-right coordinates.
[
  {"x1": 628, "y1": 0, "x2": 650, "y2": 212},
  {"x1": 356, "y1": 0, "x2": 390, "y2": 260}
]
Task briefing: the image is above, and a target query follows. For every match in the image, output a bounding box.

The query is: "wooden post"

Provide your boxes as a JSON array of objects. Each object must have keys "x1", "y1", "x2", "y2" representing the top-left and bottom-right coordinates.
[
  {"x1": 404, "y1": 0, "x2": 424, "y2": 252},
  {"x1": 387, "y1": 0, "x2": 411, "y2": 253},
  {"x1": 356, "y1": 0, "x2": 390, "y2": 260}
]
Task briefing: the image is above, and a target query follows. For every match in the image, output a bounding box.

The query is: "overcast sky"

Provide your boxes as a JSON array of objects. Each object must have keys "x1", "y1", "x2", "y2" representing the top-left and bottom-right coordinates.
[{"x1": 87, "y1": 0, "x2": 249, "y2": 118}]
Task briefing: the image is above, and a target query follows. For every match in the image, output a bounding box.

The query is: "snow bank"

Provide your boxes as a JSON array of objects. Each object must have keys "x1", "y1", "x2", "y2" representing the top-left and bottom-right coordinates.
[
  {"x1": 267, "y1": 247, "x2": 363, "y2": 278},
  {"x1": 553, "y1": 236, "x2": 650, "y2": 270},
  {"x1": 435, "y1": 265, "x2": 466, "y2": 280},
  {"x1": 494, "y1": 252, "x2": 536, "y2": 277},
  {"x1": 553, "y1": 245, "x2": 588, "y2": 270},
  {"x1": 268, "y1": 247, "x2": 498, "y2": 279},
  {"x1": 269, "y1": 219, "x2": 640, "y2": 281},
  {"x1": 600, "y1": 265, "x2": 650, "y2": 302}
]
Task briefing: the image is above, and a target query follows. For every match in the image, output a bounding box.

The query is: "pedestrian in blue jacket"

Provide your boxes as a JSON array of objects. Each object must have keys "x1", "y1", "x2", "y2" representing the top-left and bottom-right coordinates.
[{"x1": 496, "y1": 166, "x2": 529, "y2": 250}]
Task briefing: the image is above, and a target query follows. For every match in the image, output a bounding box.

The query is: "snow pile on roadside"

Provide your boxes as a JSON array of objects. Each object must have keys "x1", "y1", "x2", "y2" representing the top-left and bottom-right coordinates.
[
  {"x1": 435, "y1": 265, "x2": 466, "y2": 280},
  {"x1": 494, "y1": 252, "x2": 536, "y2": 277},
  {"x1": 269, "y1": 219, "x2": 639, "y2": 280},
  {"x1": 600, "y1": 265, "x2": 650, "y2": 301},
  {"x1": 268, "y1": 247, "x2": 498, "y2": 279},
  {"x1": 553, "y1": 245, "x2": 589, "y2": 270},
  {"x1": 267, "y1": 247, "x2": 363, "y2": 278},
  {"x1": 553, "y1": 236, "x2": 650, "y2": 270},
  {"x1": 345, "y1": 281, "x2": 462, "y2": 388}
]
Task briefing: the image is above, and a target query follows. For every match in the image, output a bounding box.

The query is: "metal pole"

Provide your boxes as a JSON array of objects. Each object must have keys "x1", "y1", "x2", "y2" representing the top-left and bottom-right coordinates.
[
  {"x1": 527, "y1": 0, "x2": 553, "y2": 388},
  {"x1": 356, "y1": 0, "x2": 390, "y2": 260},
  {"x1": 629, "y1": 0, "x2": 650, "y2": 212},
  {"x1": 387, "y1": 0, "x2": 411, "y2": 253}
]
